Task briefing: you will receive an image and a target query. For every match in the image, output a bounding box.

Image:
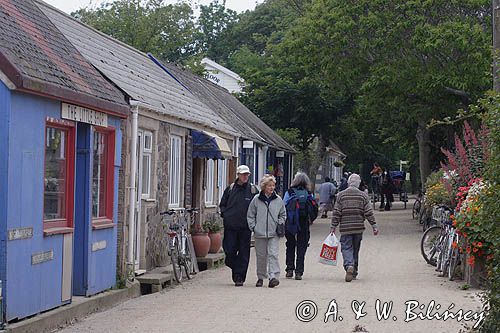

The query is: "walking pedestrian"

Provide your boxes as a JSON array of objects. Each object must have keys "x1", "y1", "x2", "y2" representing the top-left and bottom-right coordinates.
[
  {"x1": 318, "y1": 177, "x2": 337, "y2": 218},
  {"x1": 247, "y1": 175, "x2": 286, "y2": 288},
  {"x1": 331, "y1": 173, "x2": 379, "y2": 282},
  {"x1": 219, "y1": 165, "x2": 259, "y2": 286},
  {"x1": 338, "y1": 172, "x2": 349, "y2": 192},
  {"x1": 284, "y1": 172, "x2": 317, "y2": 280}
]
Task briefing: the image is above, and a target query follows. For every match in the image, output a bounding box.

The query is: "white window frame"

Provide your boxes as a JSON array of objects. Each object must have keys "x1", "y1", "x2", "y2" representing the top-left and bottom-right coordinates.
[
  {"x1": 217, "y1": 159, "x2": 228, "y2": 203},
  {"x1": 205, "y1": 159, "x2": 216, "y2": 206},
  {"x1": 169, "y1": 135, "x2": 182, "y2": 207},
  {"x1": 140, "y1": 131, "x2": 153, "y2": 199}
]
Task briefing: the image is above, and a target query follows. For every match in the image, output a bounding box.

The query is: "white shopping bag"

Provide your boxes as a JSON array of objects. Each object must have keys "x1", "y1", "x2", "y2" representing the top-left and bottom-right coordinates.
[{"x1": 319, "y1": 233, "x2": 338, "y2": 266}]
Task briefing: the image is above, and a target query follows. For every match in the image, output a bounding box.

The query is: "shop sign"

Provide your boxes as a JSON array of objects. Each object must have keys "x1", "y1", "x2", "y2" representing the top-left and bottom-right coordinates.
[
  {"x1": 62, "y1": 103, "x2": 108, "y2": 127},
  {"x1": 243, "y1": 140, "x2": 254, "y2": 149},
  {"x1": 276, "y1": 151, "x2": 285, "y2": 158}
]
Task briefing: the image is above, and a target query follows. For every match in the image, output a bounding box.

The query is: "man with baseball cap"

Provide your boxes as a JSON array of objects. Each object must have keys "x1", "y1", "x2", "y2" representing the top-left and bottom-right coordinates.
[{"x1": 219, "y1": 165, "x2": 259, "y2": 286}]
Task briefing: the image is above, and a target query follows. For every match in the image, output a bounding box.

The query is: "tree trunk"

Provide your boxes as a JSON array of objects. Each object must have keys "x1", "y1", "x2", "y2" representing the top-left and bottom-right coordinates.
[
  {"x1": 307, "y1": 136, "x2": 328, "y2": 183},
  {"x1": 416, "y1": 121, "x2": 432, "y2": 189}
]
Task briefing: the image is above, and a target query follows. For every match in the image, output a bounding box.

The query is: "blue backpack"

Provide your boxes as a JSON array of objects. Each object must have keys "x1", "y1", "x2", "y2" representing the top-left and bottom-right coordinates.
[{"x1": 285, "y1": 188, "x2": 318, "y2": 235}]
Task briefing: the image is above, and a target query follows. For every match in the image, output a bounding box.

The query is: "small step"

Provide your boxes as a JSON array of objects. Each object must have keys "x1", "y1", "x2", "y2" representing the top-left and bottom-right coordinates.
[
  {"x1": 136, "y1": 272, "x2": 173, "y2": 294},
  {"x1": 197, "y1": 252, "x2": 225, "y2": 270}
]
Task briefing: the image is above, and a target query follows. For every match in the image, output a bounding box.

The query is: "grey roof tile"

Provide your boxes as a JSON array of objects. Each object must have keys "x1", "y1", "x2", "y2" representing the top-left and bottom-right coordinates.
[
  {"x1": 0, "y1": 0, "x2": 129, "y2": 116},
  {"x1": 37, "y1": 0, "x2": 237, "y2": 136}
]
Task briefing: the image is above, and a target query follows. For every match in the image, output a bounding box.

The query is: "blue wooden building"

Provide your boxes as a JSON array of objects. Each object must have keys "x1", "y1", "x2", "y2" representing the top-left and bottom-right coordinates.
[{"x1": 0, "y1": 0, "x2": 129, "y2": 322}]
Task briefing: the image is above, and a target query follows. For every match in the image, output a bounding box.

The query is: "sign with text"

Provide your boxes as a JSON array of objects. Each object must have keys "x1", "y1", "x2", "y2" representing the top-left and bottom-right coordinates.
[
  {"x1": 32, "y1": 250, "x2": 54, "y2": 265},
  {"x1": 62, "y1": 103, "x2": 108, "y2": 127},
  {"x1": 8, "y1": 227, "x2": 33, "y2": 241}
]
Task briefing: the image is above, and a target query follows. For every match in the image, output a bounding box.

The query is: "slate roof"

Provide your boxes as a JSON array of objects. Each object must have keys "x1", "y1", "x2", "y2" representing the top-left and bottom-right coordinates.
[
  {"x1": 36, "y1": 0, "x2": 237, "y2": 137},
  {"x1": 164, "y1": 64, "x2": 295, "y2": 153},
  {"x1": 163, "y1": 63, "x2": 265, "y2": 145},
  {"x1": 0, "y1": 0, "x2": 129, "y2": 117}
]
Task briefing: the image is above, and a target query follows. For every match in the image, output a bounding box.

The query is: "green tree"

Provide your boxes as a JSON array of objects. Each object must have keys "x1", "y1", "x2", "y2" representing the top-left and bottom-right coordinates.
[
  {"x1": 195, "y1": 0, "x2": 238, "y2": 62},
  {"x1": 243, "y1": 0, "x2": 492, "y2": 185},
  {"x1": 72, "y1": 0, "x2": 198, "y2": 63}
]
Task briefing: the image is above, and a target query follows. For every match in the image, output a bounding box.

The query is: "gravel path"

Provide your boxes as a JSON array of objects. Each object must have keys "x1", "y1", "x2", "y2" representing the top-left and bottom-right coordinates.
[{"x1": 59, "y1": 201, "x2": 484, "y2": 333}]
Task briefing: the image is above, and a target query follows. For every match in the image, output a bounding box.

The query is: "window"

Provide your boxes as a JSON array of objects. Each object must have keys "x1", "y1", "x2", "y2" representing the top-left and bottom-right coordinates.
[
  {"x1": 141, "y1": 131, "x2": 152, "y2": 198},
  {"x1": 205, "y1": 159, "x2": 215, "y2": 205},
  {"x1": 92, "y1": 128, "x2": 115, "y2": 221},
  {"x1": 43, "y1": 121, "x2": 75, "y2": 229},
  {"x1": 217, "y1": 159, "x2": 228, "y2": 203},
  {"x1": 169, "y1": 135, "x2": 182, "y2": 207}
]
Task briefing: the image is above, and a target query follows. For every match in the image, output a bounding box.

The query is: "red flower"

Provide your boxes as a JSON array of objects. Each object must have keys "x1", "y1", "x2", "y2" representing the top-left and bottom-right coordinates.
[
  {"x1": 467, "y1": 256, "x2": 475, "y2": 266},
  {"x1": 466, "y1": 247, "x2": 471, "y2": 254},
  {"x1": 473, "y1": 247, "x2": 478, "y2": 253},
  {"x1": 466, "y1": 222, "x2": 471, "y2": 227},
  {"x1": 477, "y1": 242, "x2": 482, "y2": 248}
]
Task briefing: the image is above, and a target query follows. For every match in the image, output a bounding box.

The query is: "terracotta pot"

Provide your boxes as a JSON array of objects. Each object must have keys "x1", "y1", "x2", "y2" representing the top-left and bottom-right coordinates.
[
  {"x1": 192, "y1": 232, "x2": 211, "y2": 257},
  {"x1": 208, "y1": 232, "x2": 222, "y2": 253}
]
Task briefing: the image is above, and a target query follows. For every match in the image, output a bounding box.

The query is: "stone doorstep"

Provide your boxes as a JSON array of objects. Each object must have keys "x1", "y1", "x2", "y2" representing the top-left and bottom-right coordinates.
[
  {"x1": 196, "y1": 252, "x2": 225, "y2": 270},
  {"x1": 5, "y1": 282, "x2": 141, "y2": 333},
  {"x1": 135, "y1": 273, "x2": 173, "y2": 286}
]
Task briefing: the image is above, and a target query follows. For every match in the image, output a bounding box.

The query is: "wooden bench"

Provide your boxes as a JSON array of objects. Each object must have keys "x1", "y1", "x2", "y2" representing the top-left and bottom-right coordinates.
[
  {"x1": 136, "y1": 272, "x2": 173, "y2": 294},
  {"x1": 196, "y1": 252, "x2": 225, "y2": 270}
]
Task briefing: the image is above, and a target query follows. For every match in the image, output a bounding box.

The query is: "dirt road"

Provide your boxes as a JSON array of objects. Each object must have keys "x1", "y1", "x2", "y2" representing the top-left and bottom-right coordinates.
[{"x1": 59, "y1": 201, "x2": 483, "y2": 333}]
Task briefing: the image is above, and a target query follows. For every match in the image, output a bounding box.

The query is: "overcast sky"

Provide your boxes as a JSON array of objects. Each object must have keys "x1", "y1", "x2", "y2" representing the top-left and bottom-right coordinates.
[{"x1": 43, "y1": 0, "x2": 262, "y2": 14}]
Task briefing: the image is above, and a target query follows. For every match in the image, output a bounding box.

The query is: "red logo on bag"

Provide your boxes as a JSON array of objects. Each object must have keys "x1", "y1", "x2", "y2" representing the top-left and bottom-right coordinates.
[{"x1": 320, "y1": 244, "x2": 337, "y2": 260}]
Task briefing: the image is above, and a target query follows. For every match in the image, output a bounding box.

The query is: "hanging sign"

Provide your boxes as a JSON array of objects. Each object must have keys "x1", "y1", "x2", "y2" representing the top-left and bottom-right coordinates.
[{"x1": 61, "y1": 103, "x2": 108, "y2": 127}]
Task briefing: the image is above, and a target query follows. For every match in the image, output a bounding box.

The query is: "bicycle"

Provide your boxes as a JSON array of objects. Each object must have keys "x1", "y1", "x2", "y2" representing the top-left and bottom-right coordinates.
[
  {"x1": 161, "y1": 207, "x2": 199, "y2": 283},
  {"x1": 412, "y1": 191, "x2": 423, "y2": 220},
  {"x1": 420, "y1": 205, "x2": 451, "y2": 264}
]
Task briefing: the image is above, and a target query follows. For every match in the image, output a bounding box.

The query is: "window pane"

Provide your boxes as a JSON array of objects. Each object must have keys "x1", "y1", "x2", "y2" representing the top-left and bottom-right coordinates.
[
  {"x1": 92, "y1": 131, "x2": 108, "y2": 218},
  {"x1": 144, "y1": 133, "x2": 152, "y2": 150},
  {"x1": 141, "y1": 155, "x2": 150, "y2": 195},
  {"x1": 44, "y1": 127, "x2": 67, "y2": 220}
]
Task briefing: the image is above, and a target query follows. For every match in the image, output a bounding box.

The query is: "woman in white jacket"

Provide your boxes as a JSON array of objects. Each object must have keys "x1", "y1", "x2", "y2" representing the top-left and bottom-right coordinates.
[{"x1": 247, "y1": 175, "x2": 286, "y2": 288}]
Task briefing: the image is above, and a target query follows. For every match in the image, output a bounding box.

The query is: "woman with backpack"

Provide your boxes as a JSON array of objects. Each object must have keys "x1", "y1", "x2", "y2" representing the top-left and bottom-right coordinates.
[
  {"x1": 283, "y1": 172, "x2": 318, "y2": 280},
  {"x1": 247, "y1": 175, "x2": 286, "y2": 288}
]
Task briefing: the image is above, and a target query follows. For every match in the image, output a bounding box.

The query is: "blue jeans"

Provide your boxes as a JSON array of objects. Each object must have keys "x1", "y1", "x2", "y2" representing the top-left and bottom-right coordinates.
[{"x1": 340, "y1": 233, "x2": 363, "y2": 274}]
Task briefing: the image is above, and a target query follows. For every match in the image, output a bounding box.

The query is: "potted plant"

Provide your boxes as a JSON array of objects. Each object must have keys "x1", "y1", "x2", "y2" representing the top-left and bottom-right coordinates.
[
  {"x1": 191, "y1": 223, "x2": 211, "y2": 258},
  {"x1": 203, "y1": 218, "x2": 222, "y2": 254}
]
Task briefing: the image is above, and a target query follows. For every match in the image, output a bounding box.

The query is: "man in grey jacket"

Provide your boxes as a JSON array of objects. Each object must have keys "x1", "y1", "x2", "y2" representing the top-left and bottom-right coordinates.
[
  {"x1": 247, "y1": 175, "x2": 286, "y2": 288},
  {"x1": 331, "y1": 173, "x2": 379, "y2": 282}
]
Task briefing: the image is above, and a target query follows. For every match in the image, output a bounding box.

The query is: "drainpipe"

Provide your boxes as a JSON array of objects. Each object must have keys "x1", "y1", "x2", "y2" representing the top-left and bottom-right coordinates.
[{"x1": 127, "y1": 101, "x2": 139, "y2": 277}]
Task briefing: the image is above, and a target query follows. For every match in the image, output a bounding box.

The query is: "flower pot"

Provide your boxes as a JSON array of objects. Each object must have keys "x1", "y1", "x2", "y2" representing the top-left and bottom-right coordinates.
[
  {"x1": 192, "y1": 232, "x2": 211, "y2": 257},
  {"x1": 208, "y1": 232, "x2": 222, "y2": 253}
]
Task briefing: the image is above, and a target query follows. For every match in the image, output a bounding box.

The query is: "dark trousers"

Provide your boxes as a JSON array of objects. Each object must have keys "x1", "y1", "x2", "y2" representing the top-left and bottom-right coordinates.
[
  {"x1": 340, "y1": 233, "x2": 363, "y2": 275},
  {"x1": 380, "y1": 192, "x2": 394, "y2": 210},
  {"x1": 285, "y1": 219, "x2": 310, "y2": 274},
  {"x1": 223, "y1": 228, "x2": 251, "y2": 282}
]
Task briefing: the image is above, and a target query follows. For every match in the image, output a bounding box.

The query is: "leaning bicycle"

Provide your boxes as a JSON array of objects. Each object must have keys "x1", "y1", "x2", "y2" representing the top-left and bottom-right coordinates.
[{"x1": 161, "y1": 208, "x2": 199, "y2": 283}]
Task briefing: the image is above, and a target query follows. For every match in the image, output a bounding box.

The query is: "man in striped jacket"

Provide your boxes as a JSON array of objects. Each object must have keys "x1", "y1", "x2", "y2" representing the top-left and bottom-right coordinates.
[{"x1": 331, "y1": 173, "x2": 379, "y2": 282}]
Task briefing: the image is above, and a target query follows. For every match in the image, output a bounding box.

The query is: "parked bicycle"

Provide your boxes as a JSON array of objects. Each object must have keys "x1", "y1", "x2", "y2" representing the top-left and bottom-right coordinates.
[
  {"x1": 420, "y1": 205, "x2": 461, "y2": 280},
  {"x1": 161, "y1": 207, "x2": 199, "y2": 283},
  {"x1": 412, "y1": 190, "x2": 423, "y2": 220}
]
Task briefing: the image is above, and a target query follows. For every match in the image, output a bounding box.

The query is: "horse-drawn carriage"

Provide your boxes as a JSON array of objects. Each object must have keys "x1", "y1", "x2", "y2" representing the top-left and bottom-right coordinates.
[{"x1": 370, "y1": 170, "x2": 408, "y2": 209}]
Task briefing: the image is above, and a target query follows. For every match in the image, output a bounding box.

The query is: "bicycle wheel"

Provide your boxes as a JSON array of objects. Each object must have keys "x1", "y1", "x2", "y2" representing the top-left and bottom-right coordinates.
[
  {"x1": 448, "y1": 246, "x2": 460, "y2": 281},
  {"x1": 439, "y1": 237, "x2": 452, "y2": 277},
  {"x1": 421, "y1": 226, "x2": 441, "y2": 266},
  {"x1": 171, "y1": 243, "x2": 183, "y2": 283},
  {"x1": 182, "y1": 239, "x2": 193, "y2": 280},
  {"x1": 413, "y1": 199, "x2": 421, "y2": 220}
]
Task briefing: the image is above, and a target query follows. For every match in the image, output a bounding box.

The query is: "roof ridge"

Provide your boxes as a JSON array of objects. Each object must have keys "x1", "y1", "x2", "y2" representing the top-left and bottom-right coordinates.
[{"x1": 34, "y1": 0, "x2": 155, "y2": 60}]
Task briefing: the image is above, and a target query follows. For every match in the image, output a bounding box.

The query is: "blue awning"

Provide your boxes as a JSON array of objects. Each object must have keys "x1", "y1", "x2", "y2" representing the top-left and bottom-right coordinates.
[{"x1": 192, "y1": 130, "x2": 232, "y2": 159}]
